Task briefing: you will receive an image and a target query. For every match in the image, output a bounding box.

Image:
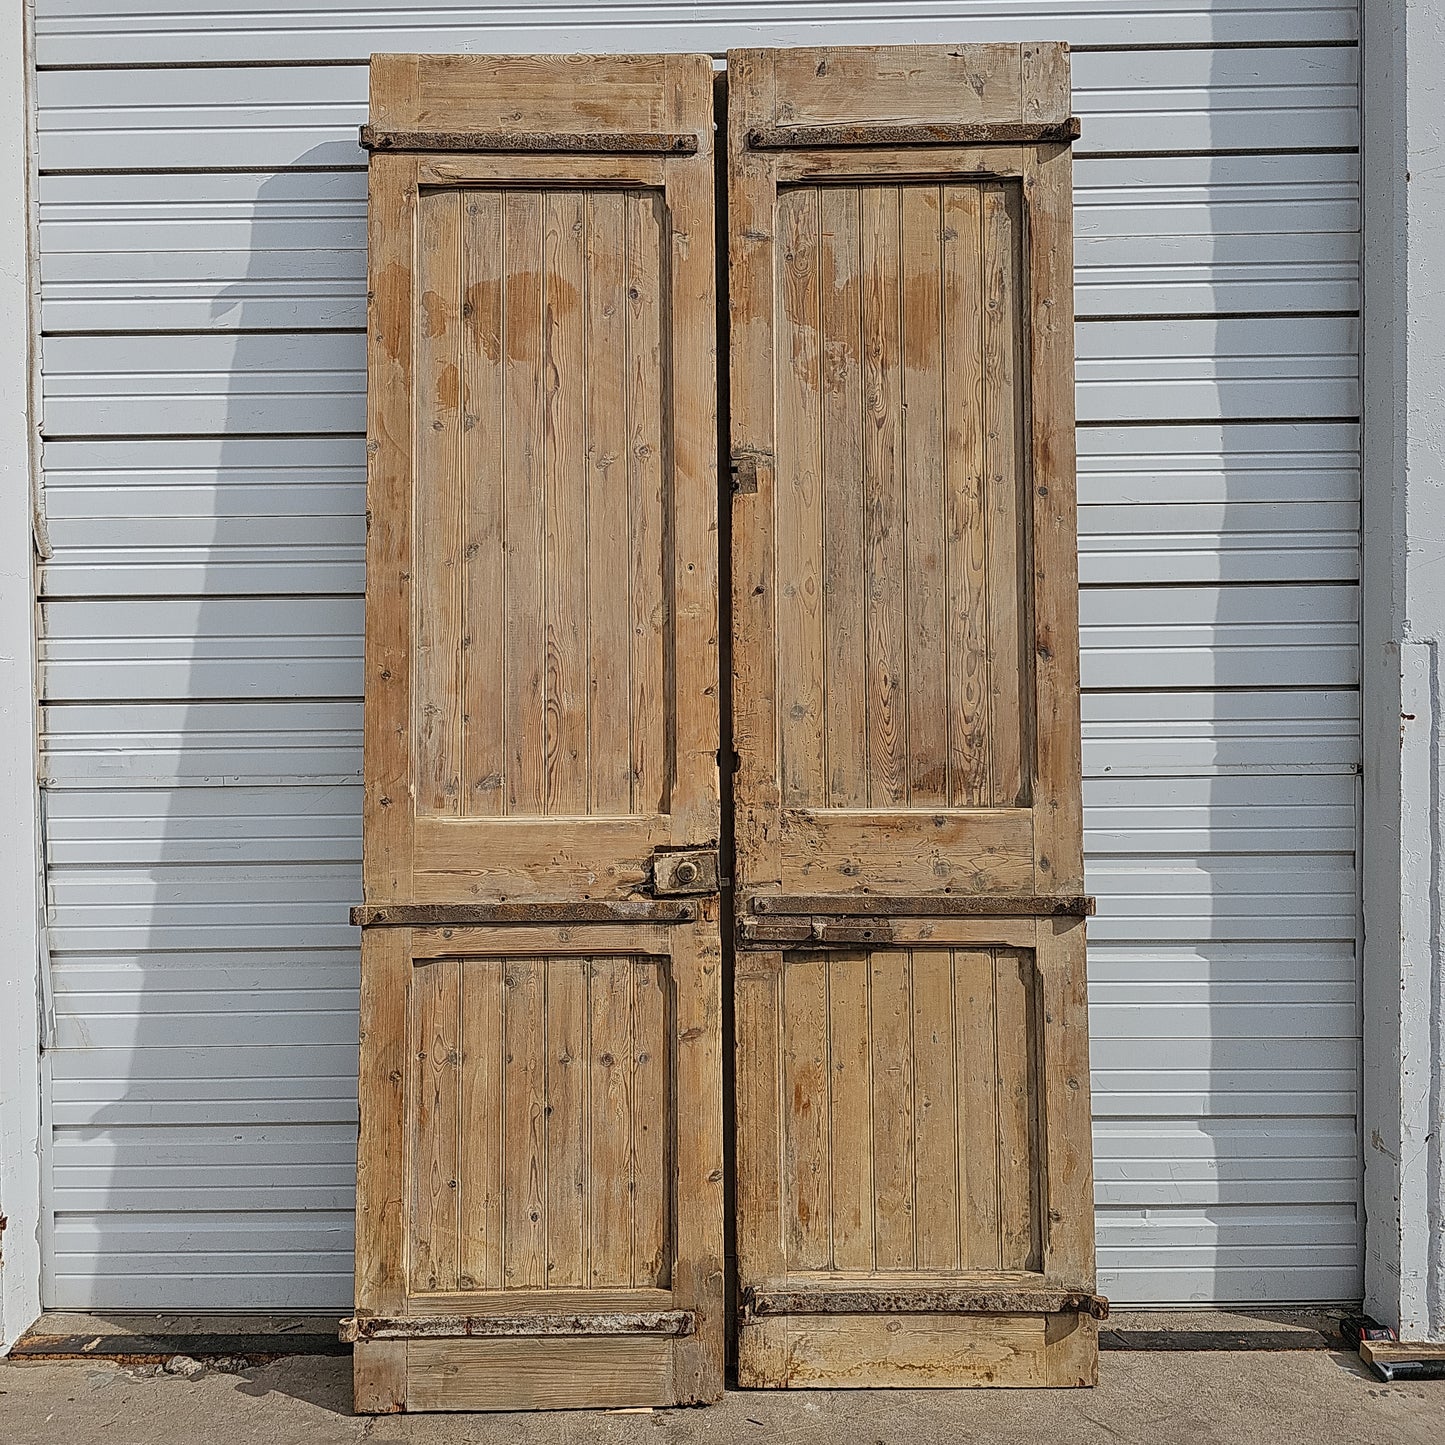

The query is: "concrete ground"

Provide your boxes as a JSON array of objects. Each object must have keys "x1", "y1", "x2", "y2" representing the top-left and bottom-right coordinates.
[{"x1": 2, "y1": 1345, "x2": 1442, "y2": 1445}]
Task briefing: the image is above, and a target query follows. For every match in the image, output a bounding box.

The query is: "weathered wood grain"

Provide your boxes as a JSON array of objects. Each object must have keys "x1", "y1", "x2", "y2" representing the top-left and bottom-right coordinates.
[
  {"x1": 826, "y1": 953, "x2": 873, "y2": 1271},
  {"x1": 461, "y1": 191, "x2": 506, "y2": 817},
  {"x1": 409, "y1": 958, "x2": 461, "y2": 1292},
  {"x1": 353, "y1": 925, "x2": 410, "y2": 1411},
  {"x1": 729, "y1": 43, "x2": 1093, "y2": 1392},
  {"x1": 739, "y1": 1312, "x2": 1098, "y2": 1390},
  {"x1": 358, "y1": 51, "x2": 723, "y2": 1412},
  {"x1": 458, "y1": 956, "x2": 503, "y2": 1291},
  {"x1": 413, "y1": 190, "x2": 465, "y2": 820},
  {"x1": 364, "y1": 72, "x2": 718, "y2": 901}
]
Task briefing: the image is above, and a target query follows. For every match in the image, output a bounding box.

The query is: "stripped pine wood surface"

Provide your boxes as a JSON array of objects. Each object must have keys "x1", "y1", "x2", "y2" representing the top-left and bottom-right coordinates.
[
  {"x1": 772, "y1": 179, "x2": 1028, "y2": 814},
  {"x1": 361, "y1": 52, "x2": 720, "y2": 909},
  {"x1": 356, "y1": 52, "x2": 723, "y2": 1412},
  {"x1": 410, "y1": 186, "x2": 666, "y2": 822},
  {"x1": 767, "y1": 947, "x2": 1040, "y2": 1277},
  {"x1": 406, "y1": 954, "x2": 670, "y2": 1295},
  {"x1": 730, "y1": 43, "x2": 1095, "y2": 1391}
]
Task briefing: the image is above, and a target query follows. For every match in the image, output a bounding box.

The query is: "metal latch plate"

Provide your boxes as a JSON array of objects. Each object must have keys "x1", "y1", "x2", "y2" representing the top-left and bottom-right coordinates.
[{"x1": 652, "y1": 848, "x2": 719, "y2": 895}]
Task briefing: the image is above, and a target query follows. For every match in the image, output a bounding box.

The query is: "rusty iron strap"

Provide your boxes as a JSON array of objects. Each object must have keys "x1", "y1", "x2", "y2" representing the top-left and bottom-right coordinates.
[
  {"x1": 750, "y1": 894, "x2": 1095, "y2": 918},
  {"x1": 340, "y1": 1311, "x2": 696, "y2": 1342},
  {"x1": 747, "y1": 118, "x2": 1081, "y2": 149},
  {"x1": 351, "y1": 900, "x2": 698, "y2": 927},
  {"x1": 741, "y1": 1288, "x2": 1109, "y2": 1323},
  {"x1": 360, "y1": 125, "x2": 698, "y2": 155}
]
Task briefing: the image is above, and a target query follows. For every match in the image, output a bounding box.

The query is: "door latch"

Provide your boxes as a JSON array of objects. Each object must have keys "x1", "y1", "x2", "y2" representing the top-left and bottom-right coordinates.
[
  {"x1": 651, "y1": 848, "x2": 720, "y2": 895},
  {"x1": 730, "y1": 449, "x2": 773, "y2": 496}
]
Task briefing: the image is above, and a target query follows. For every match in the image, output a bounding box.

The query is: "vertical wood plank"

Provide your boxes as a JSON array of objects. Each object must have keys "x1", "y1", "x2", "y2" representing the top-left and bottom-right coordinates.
[
  {"x1": 1026, "y1": 143, "x2": 1085, "y2": 894},
  {"x1": 458, "y1": 957, "x2": 504, "y2": 1291},
  {"x1": 899, "y1": 185, "x2": 949, "y2": 806},
  {"x1": 413, "y1": 189, "x2": 464, "y2": 818},
  {"x1": 860, "y1": 186, "x2": 906, "y2": 807},
  {"x1": 360, "y1": 145, "x2": 417, "y2": 910},
  {"x1": 501, "y1": 192, "x2": 546, "y2": 817},
  {"x1": 666, "y1": 919, "x2": 726, "y2": 1401},
  {"x1": 941, "y1": 184, "x2": 990, "y2": 807},
  {"x1": 981, "y1": 182, "x2": 1026, "y2": 809},
  {"x1": 734, "y1": 957, "x2": 786, "y2": 1281},
  {"x1": 545, "y1": 955, "x2": 588, "y2": 1288},
  {"x1": 1038, "y1": 917, "x2": 1096, "y2": 1289},
  {"x1": 825, "y1": 952, "x2": 873, "y2": 1270},
  {"x1": 589, "y1": 955, "x2": 635, "y2": 1285},
  {"x1": 661, "y1": 62, "x2": 723, "y2": 857},
  {"x1": 409, "y1": 958, "x2": 460, "y2": 1292},
  {"x1": 956, "y1": 947, "x2": 1001, "y2": 1269},
  {"x1": 728, "y1": 46, "x2": 782, "y2": 899},
  {"x1": 776, "y1": 187, "x2": 826, "y2": 806},
  {"x1": 631, "y1": 957, "x2": 669, "y2": 1287},
  {"x1": 1022, "y1": 40, "x2": 1073, "y2": 123},
  {"x1": 781, "y1": 954, "x2": 830, "y2": 1269},
  {"x1": 502, "y1": 956, "x2": 547, "y2": 1287},
  {"x1": 460, "y1": 191, "x2": 506, "y2": 817},
  {"x1": 911, "y1": 947, "x2": 961, "y2": 1271},
  {"x1": 626, "y1": 191, "x2": 667, "y2": 817},
  {"x1": 583, "y1": 190, "x2": 634, "y2": 816},
  {"x1": 869, "y1": 948, "x2": 915, "y2": 1269},
  {"x1": 995, "y1": 949, "x2": 1039, "y2": 1271},
  {"x1": 355, "y1": 926, "x2": 408, "y2": 1315},
  {"x1": 817, "y1": 187, "x2": 868, "y2": 808},
  {"x1": 542, "y1": 189, "x2": 589, "y2": 815},
  {"x1": 353, "y1": 926, "x2": 409, "y2": 1411}
]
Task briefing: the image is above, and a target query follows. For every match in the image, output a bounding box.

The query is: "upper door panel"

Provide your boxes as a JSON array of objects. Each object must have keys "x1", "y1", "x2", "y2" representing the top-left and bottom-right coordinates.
[
  {"x1": 729, "y1": 44, "x2": 1085, "y2": 912},
  {"x1": 363, "y1": 54, "x2": 719, "y2": 906}
]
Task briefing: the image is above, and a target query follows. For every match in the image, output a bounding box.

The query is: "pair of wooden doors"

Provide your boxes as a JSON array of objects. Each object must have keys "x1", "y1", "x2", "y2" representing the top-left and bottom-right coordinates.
[{"x1": 348, "y1": 45, "x2": 1099, "y2": 1412}]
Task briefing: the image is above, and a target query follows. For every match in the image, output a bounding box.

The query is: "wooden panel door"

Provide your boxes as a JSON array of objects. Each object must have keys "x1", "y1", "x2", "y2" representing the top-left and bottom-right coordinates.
[
  {"x1": 351, "y1": 54, "x2": 724, "y2": 1412},
  {"x1": 728, "y1": 44, "x2": 1102, "y2": 1388}
]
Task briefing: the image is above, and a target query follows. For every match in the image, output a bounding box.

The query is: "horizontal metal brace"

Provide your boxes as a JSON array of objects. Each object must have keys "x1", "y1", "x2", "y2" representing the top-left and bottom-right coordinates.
[
  {"x1": 740, "y1": 1288, "x2": 1108, "y2": 1324},
  {"x1": 747, "y1": 118, "x2": 1080, "y2": 149},
  {"x1": 751, "y1": 894, "x2": 1096, "y2": 918},
  {"x1": 361, "y1": 125, "x2": 699, "y2": 155},
  {"x1": 352, "y1": 900, "x2": 698, "y2": 927},
  {"x1": 739, "y1": 918, "x2": 910, "y2": 948},
  {"x1": 340, "y1": 1310, "x2": 695, "y2": 1343}
]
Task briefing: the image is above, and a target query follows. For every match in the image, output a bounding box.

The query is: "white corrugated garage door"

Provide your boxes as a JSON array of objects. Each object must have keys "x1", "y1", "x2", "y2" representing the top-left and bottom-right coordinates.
[{"x1": 33, "y1": 1, "x2": 1362, "y2": 1308}]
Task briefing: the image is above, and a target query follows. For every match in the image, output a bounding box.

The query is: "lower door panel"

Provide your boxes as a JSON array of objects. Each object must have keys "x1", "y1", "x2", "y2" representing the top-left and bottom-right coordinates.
[
  {"x1": 353, "y1": 921, "x2": 724, "y2": 1411},
  {"x1": 734, "y1": 919, "x2": 1099, "y2": 1388}
]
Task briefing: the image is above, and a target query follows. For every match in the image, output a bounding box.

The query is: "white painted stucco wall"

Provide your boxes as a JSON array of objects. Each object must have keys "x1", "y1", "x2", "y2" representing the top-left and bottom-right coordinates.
[{"x1": 1362, "y1": 0, "x2": 1445, "y2": 1343}]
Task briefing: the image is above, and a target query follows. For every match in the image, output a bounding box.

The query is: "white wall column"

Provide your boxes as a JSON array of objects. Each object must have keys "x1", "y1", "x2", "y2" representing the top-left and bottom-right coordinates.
[
  {"x1": 0, "y1": 0, "x2": 43, "y2": 1355},
  {"x1": 1362, "y1": 0, "x2": 1445, "y2": 1342}
]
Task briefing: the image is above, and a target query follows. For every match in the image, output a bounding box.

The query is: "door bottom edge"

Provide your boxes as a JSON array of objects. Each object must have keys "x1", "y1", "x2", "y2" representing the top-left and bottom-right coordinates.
[{"x1": 736, "y1": 1312, "x2": 1099, "y2": 1389}]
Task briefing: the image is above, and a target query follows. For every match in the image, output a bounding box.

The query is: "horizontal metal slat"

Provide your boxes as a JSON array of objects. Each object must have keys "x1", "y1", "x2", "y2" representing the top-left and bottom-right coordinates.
[
  {"x1": 32, "y1": 2, "x2": 1360, "y2": 67},
  {"x1": 32, "y1": 46, "x2": 1359, "y2": 172}
]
